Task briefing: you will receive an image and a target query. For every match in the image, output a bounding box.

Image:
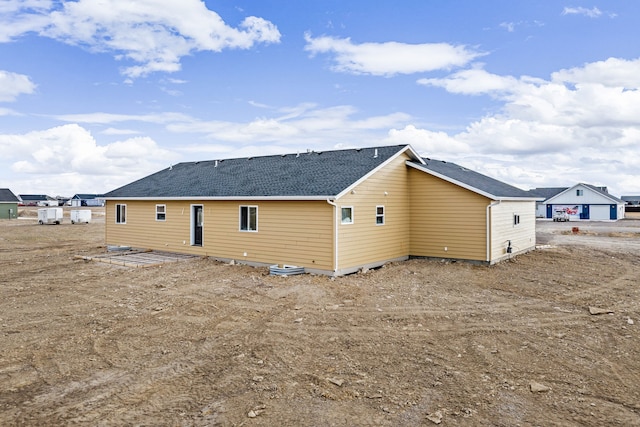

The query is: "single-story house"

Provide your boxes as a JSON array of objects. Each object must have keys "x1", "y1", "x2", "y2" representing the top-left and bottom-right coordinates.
[
  {"x1": 18, "y1": 194, "x2": 59, "y2": 206},
  {"x1": 622, "y1": 196, "x2": 640, "y2": 206},
  {"x1": 621, "y1": 196, "x2": 640, "y2": 212},
  {"x1": 103, "y1": 145, "x2": 540, "y2": 276},
  {"x1": 70, "y1": 194, "x2": 105, "y2": 207},
  {"x1": 529, "y1": 183, "x2": 625, "y2": 221},
  {"x1": 0, "y1": 188, "x2": 19, "y2": 219}
]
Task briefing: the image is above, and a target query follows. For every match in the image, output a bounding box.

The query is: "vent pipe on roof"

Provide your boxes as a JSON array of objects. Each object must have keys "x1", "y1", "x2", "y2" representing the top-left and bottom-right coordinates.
[
  {"x1": 296, "y1": 151, "x2": 300, "y2": 157},
  {"x1": 215, "y1": 160, "x2": 218, "y2": 167},
  {"x1": 374, "y1": 148, "x2": 378, "y2": 158},
  {"x1": 169, "y1": 164, "x2": 172, "y2": 170}
]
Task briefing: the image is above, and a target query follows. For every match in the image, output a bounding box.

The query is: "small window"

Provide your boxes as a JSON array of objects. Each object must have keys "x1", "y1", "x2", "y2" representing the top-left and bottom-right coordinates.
[
  {"x1": 576, "y1": 189, "x2": 584, "y2": 196},
  {"x1": 376, "y1": 206, "x2": 385, "y2": 225},
  {"x1": 513, "y1": 214, "x2": 520, "y2": 226},
  {"x1": 116, "y1": 204, "x2": 126, "y2": 224},
  {"x1": 341, "y1": 207, "x2": 353, "y2": 224},
  {"x1": 240, "y1": 206, "x2": 258, "y2": 231},
  {"x1": 156, "y1": 204, "x2": 166, "y2": 221}
]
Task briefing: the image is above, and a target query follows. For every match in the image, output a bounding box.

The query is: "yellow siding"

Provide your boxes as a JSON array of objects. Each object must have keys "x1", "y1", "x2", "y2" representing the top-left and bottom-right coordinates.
[
  {"x1": 335, "y1": 153, "x2": 411, "y2": 271},
  {"x1": 408, "y1": 168, "x2": 489, "y2": 261},
  {"x1": 489, "y1": 200, "x2": 537, "y2": 261},
  {"x1": 105, "y1": 157, "x2": 533, "y2": 274},
  {"x1": 105, "y1": 200, "x2": 334, "y2": 271}
]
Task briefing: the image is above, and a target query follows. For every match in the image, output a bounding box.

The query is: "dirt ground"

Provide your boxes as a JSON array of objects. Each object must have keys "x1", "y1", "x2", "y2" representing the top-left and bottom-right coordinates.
[{"x1": 1, "y1": 208, "x2": 639, "y2": 426}]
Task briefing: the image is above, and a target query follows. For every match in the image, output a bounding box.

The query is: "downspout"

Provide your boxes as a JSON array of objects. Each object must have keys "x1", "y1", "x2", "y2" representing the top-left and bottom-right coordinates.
[
  {"x1": 327, "y1": 199, "x2": 338, "y2": 274},
  {"x1": 486, "y1": 200, "x2": 501, "y2": 262}
]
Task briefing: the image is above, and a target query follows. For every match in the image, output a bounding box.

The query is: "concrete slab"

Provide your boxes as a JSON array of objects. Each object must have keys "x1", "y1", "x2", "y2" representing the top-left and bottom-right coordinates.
[{"x1": 76, "y1": 250, "x2": 198, "y2": 268}]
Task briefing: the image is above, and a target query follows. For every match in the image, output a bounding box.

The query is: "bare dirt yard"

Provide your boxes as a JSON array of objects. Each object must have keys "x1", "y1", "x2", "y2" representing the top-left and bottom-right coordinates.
[{"x1": 1, "y1": 208, "x2": 639, "y2": 426}]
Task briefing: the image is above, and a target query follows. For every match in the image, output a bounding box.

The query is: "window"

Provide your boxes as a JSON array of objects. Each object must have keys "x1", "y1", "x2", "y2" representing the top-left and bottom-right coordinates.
[
  {"x1": 240, "y1": 205, "x2": 258, "y2": 231},
  {"x1": 576, "y1": 189, "x2": 584, "y2": 196},
  {"x1": 116, "y1": 204, "x2": 126, "y2": 224},
  {"x1": 376, "y1": 206, "x2": 385, "y2": 225},
  {"x1": 156, "y1": 204, "x2": 166, "y2": 221},
  {"x1": 341, "y1": 207, "x2": 353, "y2": 224},
  {"x1": 513, "y1": 214, "x2": 520, "y2": 226}
]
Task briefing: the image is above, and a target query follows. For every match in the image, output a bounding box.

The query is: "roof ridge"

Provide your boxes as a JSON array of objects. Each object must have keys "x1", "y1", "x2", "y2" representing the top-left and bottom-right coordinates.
[{"x1": 176, "y1": 144, "x2": 410, "y2": 165}]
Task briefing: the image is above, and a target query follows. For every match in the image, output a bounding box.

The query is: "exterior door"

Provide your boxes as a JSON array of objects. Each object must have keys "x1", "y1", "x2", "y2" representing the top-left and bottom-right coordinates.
[{"x1": 193, "y1": 205, "x2": 203, "y2": 246}]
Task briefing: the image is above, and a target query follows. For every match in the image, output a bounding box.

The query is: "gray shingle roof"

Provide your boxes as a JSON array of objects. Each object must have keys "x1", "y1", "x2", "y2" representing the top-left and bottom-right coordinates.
[
  {"x1": 105, "y1": 145, "x2": 412, "y2": 198},
  {"x1": 0, "y1": 188, "x2": 19, "y2": 202},
  {"x1": 534, "y1": 184, "x2": 624, "y2": 204},
  {"x1": 72, "y1": 194, "x2": 104, "y2": 199},
  {"x1": 582, "y1": 184, "x2": 624, "y2": 203},
  {"x1": 19, "y1": 194, "x2": 50, "y2": 201},
  {"x1": 412, "y1": 158, "x2": 535, "y2": 199},
  {"x1": 526, "y1": 187, "x2": 568, "y2": 200}
]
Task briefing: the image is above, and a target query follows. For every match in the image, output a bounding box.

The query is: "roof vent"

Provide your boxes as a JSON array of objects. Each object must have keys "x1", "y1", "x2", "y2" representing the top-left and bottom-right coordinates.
[
  {"x1": 169, "y1": 164, "x2": 173, "y2": 170},
  {"x1": 296, "y1": 151, "x2": 300, "y2": 158},
  {"x1": 214, "y1": 160, "x2": 218, "y2": 167},
  {"x1": 374, "y1": 148, "x2": 378, "y2": 158}
]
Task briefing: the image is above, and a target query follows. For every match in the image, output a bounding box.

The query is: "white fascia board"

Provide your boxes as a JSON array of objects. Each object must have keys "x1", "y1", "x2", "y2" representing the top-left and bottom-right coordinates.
[
  {"x1": 335, "y1": 145, "x2": 422, "y2": 200},
  {"x1": 545, "y1": 182, "x2": 620, "y2": 204},
  {"x1": 544, "y1": 183, "x2": 581, "y2": 203},
  {"x1": 102, "y1": 195, "x2": 336, "y2": 201},
  {"x1": 407, "y1": 162, "x2": 542, "y2": 201}
]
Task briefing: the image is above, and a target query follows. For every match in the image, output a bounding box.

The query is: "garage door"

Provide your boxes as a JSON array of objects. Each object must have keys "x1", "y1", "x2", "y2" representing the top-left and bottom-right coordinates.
[{"x1": 590, "y1": 205, "x2": 610, "y2": 220}]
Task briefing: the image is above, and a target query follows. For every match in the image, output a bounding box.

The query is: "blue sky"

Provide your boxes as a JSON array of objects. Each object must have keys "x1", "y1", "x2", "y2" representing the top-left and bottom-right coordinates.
[{"x1": 1, "y1": 1, "x2": 639, "y2": 197}]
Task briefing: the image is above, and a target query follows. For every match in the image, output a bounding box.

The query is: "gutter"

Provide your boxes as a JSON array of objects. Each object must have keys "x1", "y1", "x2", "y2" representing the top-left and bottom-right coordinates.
[
  {"x1": 102, "y1": 195, "x2": 335, "y2": 202},
  {"x1": 486, "y1": 200, "x2": 501, "y2": 262},
  {"x1": 326, "y1": 199, "x2": 338, "y2": 274}
]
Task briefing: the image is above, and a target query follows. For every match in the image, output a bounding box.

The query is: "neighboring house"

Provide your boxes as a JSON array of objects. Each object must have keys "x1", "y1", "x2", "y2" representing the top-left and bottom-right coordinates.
[
  {"x1": 530, "y1": 183, "x2": 625, "y2": 221},
  {"x1": 70, "y1": 194, "x2": 105, "y2": 207},
  {"x1": 621, "y1": 196, "x2": 640, "y2": 206},
  {"x1": 0, "y1": 188, "x2": 19, "y2": 219},
  {"x1": 19, "y1": 194, "x2": 58, "y2": 206},
  {"x1": 527, "y1": 187, "x2": 567, "y2": 218},
  {"x1": 622, "y1": 196, "x2": 640, "y2": 212},
  {"x1": 103, "y1": 145, "x2": 540, "y2": 276}
]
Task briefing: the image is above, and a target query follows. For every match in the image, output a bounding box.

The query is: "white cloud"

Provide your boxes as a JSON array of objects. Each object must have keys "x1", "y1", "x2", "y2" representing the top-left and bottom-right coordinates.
[
  {"x1": 409, "y1": 57, "x2": 640, "y2": 195},
  {"x1": 562, "y1": 7, "x2": 602, "y2": 18},
  {"x1": 0, "y1": 0, "x2": 281, "y2": 78},
  {"x1": 304, "y1": 33, "x2": 484, "y2": 76},
  {"x1": 384, "y1": 125, "x2": 472, "y2": 156},
  {"x1": 101, "y1": 127, "x2": 142, "y2": 135},
  {"x1": 167, "y1": 104, "x2": 412, "y2": 146},
  {"x1": 55, "y1": 111, "x2": 193, "y2": 124},
  {"x1": 552, "y1": 57, "x2": 640, "y2": 87},
  {"x1": 0, "y1": 124, "x2": 178, "y2": 194},
  {"x1": 499, "y1": 22, "x2": 516, "y2": 32},
  {"x1": 419, "y1": 59, "x2": 640, "y2": 128},
  {"x1": 418, "y1": 67, "x2": 528, "y2": 96},
  {"x1": 55, "y1": 103, "x2": 412, "y2": 149},
  {"x1": 0, "y1": 70, "x2": 36, "y2": 101}
]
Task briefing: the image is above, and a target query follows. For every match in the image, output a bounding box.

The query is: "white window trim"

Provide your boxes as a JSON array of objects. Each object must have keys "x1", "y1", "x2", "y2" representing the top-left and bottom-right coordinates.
[
  {"x1": 341, "y1": 206, "x2": 354, "y2": 225},
  {"x1": 155, "y1": 204, "x2": 166, "y2": 221},
  {"x1": 239, "y1": 205, "x2": 258, "y2": 232},
  {"x1": 375, "y1": 205, "x2": 385, "y2": 225},
  {"x1": 115, "y1": 203, "x2": 126, "y2": 224}
]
